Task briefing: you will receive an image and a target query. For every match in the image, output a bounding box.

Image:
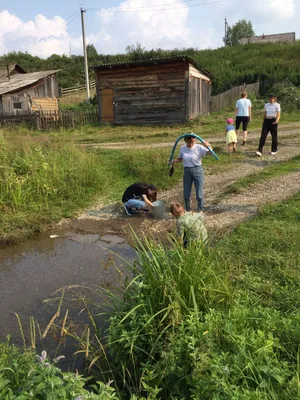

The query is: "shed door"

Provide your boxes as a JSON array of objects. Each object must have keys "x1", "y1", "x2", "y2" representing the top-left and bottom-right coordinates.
[{"x1": 101, "y1": 89, "x2": 114, "y2": 122}]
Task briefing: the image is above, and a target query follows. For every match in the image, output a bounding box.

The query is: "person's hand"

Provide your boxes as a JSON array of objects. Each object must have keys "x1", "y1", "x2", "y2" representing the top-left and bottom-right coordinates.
[
  {"x1": 272, "y1": 121, "x2": 278, "y2": 125},
  {"x1": 204, "y1": 141, "x2": 211, "y2": 148}
]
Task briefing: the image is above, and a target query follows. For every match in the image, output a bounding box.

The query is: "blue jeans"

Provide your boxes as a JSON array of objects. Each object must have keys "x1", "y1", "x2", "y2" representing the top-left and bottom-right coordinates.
[
  {"x1": 124, "y1": 199, "x2": 146, "y2": 209},
  {"x1": 183, "y1": 166, "x2": 204, "y2": 211}
]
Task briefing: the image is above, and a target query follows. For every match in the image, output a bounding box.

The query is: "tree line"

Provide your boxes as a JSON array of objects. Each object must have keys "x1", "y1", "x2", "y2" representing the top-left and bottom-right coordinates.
[{"x1": 1, "y1": 38, "x2": 300, "y2": 95}]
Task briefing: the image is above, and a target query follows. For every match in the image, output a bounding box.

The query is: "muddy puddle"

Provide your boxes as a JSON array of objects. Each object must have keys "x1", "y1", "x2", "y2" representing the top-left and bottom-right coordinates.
[{"x1": 0, "y1": 230, "x2": 135, "y2": 363}]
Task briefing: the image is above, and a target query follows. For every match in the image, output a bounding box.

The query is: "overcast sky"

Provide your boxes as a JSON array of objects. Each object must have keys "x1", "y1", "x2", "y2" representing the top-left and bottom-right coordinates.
[{"x1": 0, "y1": 0, "x2": 299, "y2": 57}]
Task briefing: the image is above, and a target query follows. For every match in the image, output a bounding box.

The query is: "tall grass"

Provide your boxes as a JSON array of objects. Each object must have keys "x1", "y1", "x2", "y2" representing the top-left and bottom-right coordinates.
[
  {"x1": 0, "y1": 131, "x2": 108, "y2": 243},
  {"x1": 0, "y1": 131, "x2": 186, "y2": 244},
  {"x1": 49, "y1": 194, "x2": 300, "y2": 399}
]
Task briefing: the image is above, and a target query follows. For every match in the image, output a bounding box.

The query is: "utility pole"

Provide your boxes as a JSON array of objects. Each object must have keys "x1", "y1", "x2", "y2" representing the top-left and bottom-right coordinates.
[
  {"x1": 81, "y1": 7, "x2": 90, "y2": 102},
  {"x1": 225, "y1": 18, "x2": 227, "y2": 46}
]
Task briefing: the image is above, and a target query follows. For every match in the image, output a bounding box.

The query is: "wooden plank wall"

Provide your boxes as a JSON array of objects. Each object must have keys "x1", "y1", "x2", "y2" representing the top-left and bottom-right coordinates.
[
  {"x1": 31, "y1": 97, "x2": 58, "y2": 112},
  {"x1": 189, "y1": 77, "x2": 211, "y2": 119},
  {"x1": 211, "y1": 82, "x2": 260, "y2": 113},
  {"x1": 96, "y1": 62, "x2": 187, "y2": 125},
  {"x1": 1, "y1": 76, "x2": 59, "y2": 114}
]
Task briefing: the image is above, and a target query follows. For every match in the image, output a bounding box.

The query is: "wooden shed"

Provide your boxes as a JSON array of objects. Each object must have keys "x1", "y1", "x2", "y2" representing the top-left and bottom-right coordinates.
[
  {"x1": 93, "y1": 56, "x2": 213, "y2": 125},
  {"x1": 0, "y1": 69, "x2": 60, "y2": 114},
  {"x1": 0, "y1": 63, "x2": 27, "y2": 81}
]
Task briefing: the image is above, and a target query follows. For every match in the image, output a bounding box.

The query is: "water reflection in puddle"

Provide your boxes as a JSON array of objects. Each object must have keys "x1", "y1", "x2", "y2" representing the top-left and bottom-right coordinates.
[{"x1": 0, "y1": 231, "x2": 135, "y2": 355}]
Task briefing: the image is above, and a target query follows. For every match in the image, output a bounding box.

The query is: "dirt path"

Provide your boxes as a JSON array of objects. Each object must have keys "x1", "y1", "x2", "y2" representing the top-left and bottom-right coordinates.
[
  {"x1": 68, "y1": 134, "x2": 300, "y2": 240},
  {"x1": 81, "y1": 124, "x2": 300, "y2": 150}
]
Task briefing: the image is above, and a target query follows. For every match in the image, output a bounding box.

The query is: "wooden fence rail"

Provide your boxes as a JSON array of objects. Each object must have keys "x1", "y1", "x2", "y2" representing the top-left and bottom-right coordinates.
[
  {"x1": 211, "y1": 82, "x2": 260, "y2": 113},
  {"x1": 61, "y1": 80, "x2": 96, "y2": 97},
  {"x1": 0, "y1": 110, "x2": 99, "y2": 130}
]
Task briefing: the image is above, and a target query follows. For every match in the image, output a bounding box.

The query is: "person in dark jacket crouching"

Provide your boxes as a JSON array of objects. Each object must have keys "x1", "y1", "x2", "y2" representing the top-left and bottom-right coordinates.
[{"x1": 122, "y1": 183, "x2": 157, "y2": 216}]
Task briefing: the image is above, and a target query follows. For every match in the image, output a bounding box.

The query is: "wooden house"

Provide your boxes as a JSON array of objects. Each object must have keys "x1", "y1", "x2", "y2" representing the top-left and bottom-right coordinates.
[
  {"x1": 0, "y1": 67, "x2": 60, "y2": 114},
  {"x1": 93, "y1": 56, "x2": 213, "y2": 125},
  {"x1": 0, "y1": 63, "x2": 27, "y2": 81}
]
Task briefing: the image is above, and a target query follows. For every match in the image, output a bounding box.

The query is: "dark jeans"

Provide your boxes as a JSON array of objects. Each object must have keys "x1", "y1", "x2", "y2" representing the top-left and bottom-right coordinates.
[
  {"x1": 258, "y1": 118, "x2": 278, "y2": 153},
  {"x1": 183, "y1": 166, "x2": 204, "y2": 211}
]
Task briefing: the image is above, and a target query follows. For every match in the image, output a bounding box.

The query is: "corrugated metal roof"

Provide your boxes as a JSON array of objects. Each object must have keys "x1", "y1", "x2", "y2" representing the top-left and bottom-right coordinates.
[
  {"x1": 92, "y1": 56, "x2": 214, "y2": 78},
  {"x1": 0, "y1": 70, "x2": 60, "y2": 95}
]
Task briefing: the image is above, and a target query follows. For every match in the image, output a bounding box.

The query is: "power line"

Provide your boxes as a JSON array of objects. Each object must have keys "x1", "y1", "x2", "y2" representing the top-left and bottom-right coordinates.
[
  {"x1": 88, "y1": 0, "x2": 204, "y2": 10},
  {"x1": 86, "y1": 0, "x2": 228, "y2": 13},
  {"x1": 27, "y1": 10, "x2": 80, "y2": 52}
]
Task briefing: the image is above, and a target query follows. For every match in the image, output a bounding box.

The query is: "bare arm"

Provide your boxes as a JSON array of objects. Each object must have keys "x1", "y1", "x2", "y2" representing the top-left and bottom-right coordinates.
[
  {"x1": 263, "y1": 110, "x2": 266, "y2": 120},
  {"x1": 273, "y1": 111, "x2": 281, "y2": 124},
  {"x1": 235, "y1": 107, "x2": 238, "y2": 116},
  {"x1": 249, "y1": 106, "x2": 252, "y2": 121},
  {"x1": 171, "y1": 157, "x2": 183, "y2": 164},
  {"x1": 142, "y1": 194, "x2": 154, "y2": 207}
]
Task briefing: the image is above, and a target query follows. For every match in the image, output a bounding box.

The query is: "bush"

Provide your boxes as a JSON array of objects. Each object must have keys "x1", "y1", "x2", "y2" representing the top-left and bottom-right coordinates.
[{"x1": 269, "y1": 80, "x2": 300, "y2": 112}]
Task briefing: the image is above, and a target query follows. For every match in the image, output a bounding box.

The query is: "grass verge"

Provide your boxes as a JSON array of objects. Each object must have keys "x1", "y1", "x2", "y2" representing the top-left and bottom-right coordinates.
[{"x1": 218, "y1": 155, "x2": 300, "y2": 199}]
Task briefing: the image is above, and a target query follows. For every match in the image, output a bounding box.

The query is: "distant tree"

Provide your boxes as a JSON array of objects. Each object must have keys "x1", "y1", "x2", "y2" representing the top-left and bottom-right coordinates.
[
  {"x1": 223, "y1": 20, "x2": 255, "y2": 46},
  {"x1": 125, "y1": 42, "x2": 146, "y2": 61},
  {"x1": 87, "y1": 44, "x2": 98, "y2": 58}
]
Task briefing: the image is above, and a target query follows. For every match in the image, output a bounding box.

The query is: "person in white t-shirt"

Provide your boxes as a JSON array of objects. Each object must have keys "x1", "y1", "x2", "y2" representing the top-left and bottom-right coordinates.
[
  {"x1": 256, "y1": 94, "x2": 281, "y2": 157},
  {"x1": 171, "y1": 135, "x2": 212, "y2": 211},
  {"x1": 235, "y1": 91, "x2": 252, "y2": 146}
]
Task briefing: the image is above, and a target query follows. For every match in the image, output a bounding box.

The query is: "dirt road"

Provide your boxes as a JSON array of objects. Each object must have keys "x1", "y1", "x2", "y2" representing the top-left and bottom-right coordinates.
[
  {"x1": 81, "y1": 124, "x2": 300, "y2": 150},
  {"x1": 68, "y1": 131, "x2": 300, "y2": 241}
]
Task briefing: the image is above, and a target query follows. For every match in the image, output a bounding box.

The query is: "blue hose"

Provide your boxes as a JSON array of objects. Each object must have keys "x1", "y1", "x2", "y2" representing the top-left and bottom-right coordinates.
[{"x1": 168, "y1": 133, "x2": 219, "y2": 166}]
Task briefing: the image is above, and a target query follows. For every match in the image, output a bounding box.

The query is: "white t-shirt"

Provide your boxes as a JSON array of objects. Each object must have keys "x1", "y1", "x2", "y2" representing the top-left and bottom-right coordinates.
[
  {"x1": 236, "y1": 98, "x2": 252, "y2": 117},
  {"x1": 179, "y1": 144, "x2": 208, "y2": 167},
  {"x1": 264, "y1": 102, "x2": 281, "y2": 118}
]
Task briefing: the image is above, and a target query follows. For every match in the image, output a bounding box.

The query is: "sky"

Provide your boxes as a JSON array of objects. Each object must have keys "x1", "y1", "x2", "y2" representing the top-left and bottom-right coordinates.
[{"x1": 0, "y1": 0, "x2": 299, "y2": 58}]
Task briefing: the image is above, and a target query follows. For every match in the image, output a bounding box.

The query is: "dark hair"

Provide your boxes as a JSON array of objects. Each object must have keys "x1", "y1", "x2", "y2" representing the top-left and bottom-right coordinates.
[
  {"x1": 137, "y1": 183, "x2": 157, "y2": 202},
  {"x1": 184, "y1": 135, "x2": 195, "y2": 142},
  {"x1": 147, "y1": 184, "x2": 157, "y2": 202}
]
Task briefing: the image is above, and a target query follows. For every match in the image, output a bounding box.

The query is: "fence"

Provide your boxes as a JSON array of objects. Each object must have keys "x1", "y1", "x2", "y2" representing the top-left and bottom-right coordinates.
[
  {"x1": 60, "y1": 80, "x2": 96, "y2": 97},
  {"x1": 0, "y1": 110, "x2": 99, "y2": 130},
  {"x1": 211, "y1": 82, "x2": 260, "y2": 113}
]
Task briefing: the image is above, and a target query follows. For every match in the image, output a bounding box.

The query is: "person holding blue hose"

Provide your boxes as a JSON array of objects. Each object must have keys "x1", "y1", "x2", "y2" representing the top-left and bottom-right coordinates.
[{"x1": 171, "y1": 135, "x2": 212, "y2": 212}]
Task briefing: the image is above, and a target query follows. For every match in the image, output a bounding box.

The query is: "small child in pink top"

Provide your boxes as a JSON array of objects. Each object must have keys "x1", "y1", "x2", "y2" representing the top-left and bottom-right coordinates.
[{"x1": 225, "y1": 118, "x2": 237, "y2": 155}]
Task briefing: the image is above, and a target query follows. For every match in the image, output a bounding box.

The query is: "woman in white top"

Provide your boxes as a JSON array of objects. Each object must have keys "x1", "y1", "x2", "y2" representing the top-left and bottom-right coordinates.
[
  {"x1": 256, "y1": 94, "x2": 281, "y2": 156},
  {"x1": 171, "y1": 135, "x2": 212, "y2": 211}
]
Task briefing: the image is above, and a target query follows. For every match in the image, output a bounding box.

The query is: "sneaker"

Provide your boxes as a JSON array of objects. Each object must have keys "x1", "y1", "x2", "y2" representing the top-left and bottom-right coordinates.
[
  {"x1": 242, "y1": 141, "x2": 246, "y2": 146},
  {"x1": 270, "y1": 151, "x2": 278, "y2": 156},
  {"x1": 124, "y1": 205, "x2": 133, "y2": 216},
  {"x1": 256, "y1": 151, "x2": 262, "y2": 157}
]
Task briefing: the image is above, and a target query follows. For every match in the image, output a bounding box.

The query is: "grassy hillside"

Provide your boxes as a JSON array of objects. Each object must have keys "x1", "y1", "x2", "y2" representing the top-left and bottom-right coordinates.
[{"x1": 1, "y1": 41, "x2": 300, "y2": 94}]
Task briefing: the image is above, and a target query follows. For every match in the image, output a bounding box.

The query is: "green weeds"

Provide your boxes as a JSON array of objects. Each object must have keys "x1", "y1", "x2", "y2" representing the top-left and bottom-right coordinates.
[{"x1": 0, "y1": 340, "x2": 120, "y2": 399}]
